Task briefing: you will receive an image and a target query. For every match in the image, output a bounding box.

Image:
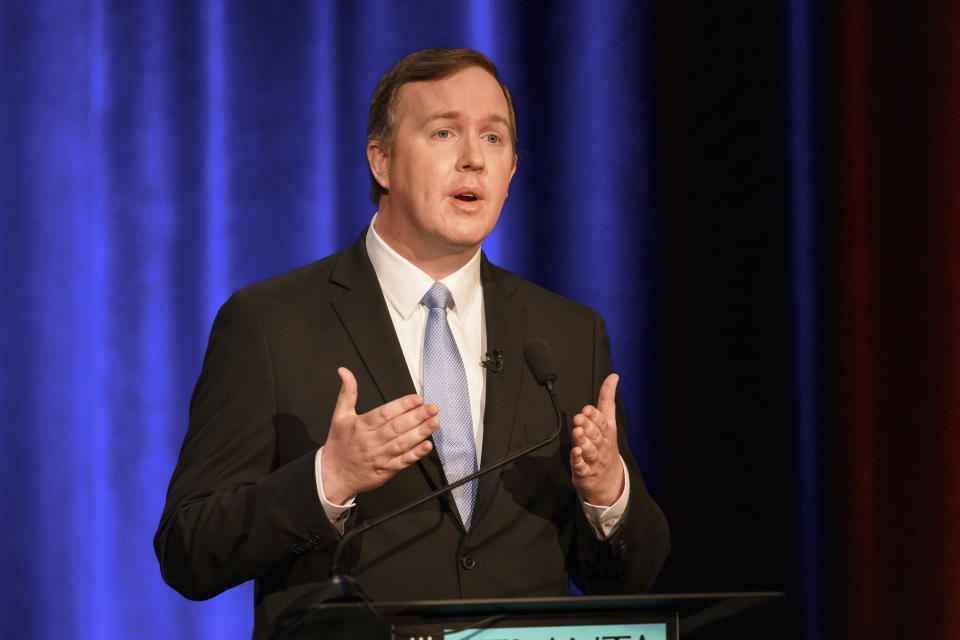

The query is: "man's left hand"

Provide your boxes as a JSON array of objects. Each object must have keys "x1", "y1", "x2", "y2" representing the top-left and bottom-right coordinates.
[{"x1": 570, "y1": 373, "x2": 625, "y2": 507}]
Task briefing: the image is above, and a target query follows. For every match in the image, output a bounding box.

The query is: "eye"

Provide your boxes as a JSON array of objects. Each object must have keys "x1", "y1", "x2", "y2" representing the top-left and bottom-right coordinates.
[
  {"x1": 435, "y1": 130, "x2": 451, "y2": 139},
  {"x1": 485, "y1": 133, "x2": 501, "y2": 144}
]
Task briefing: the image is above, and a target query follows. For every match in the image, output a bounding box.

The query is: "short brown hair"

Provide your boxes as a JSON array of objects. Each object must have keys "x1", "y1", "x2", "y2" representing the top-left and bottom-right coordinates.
[{"x1": 366, "y1": 47, "x2": 517, "y2": 205}]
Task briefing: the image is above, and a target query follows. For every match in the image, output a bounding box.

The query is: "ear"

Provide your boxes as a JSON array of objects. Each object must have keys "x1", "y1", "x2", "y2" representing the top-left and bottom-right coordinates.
[
  {"x1": 367, "y1": 140, "x2": 391, "y2": 192},
  {"x1": 506, "y1": 153, "x2": 518, "y2": 195}
]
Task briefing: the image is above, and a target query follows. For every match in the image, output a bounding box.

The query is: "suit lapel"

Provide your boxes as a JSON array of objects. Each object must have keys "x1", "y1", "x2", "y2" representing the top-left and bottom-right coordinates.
[
  {"x1": 329, "y1": 233, "x2": 415, "y2": 403},
  {"x1": 330, "y1": 238, "x2": 527, "y2": 529},
  {"x1": 472, "y1": 255, "x2": 526, "y2": 524},
  {"x1": 328, "y1": 232, "x2": 449, "y2": 497}
]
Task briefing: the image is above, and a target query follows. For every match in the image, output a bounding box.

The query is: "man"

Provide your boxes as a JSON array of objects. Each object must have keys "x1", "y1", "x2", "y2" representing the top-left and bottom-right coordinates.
[{"x1": 155, "y1": 48, "x2": 669, "y2": 638}]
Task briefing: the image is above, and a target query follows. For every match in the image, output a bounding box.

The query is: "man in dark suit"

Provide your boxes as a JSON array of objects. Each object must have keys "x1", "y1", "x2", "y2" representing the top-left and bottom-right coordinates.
[{"x1": 155, "y1": 48, "x2": 669, "y2": 638}]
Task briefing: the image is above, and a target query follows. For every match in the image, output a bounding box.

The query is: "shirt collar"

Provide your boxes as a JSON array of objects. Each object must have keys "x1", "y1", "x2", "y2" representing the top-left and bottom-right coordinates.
[{"x1": 365, "y1": 213, "x2": 483, "y2": 321}]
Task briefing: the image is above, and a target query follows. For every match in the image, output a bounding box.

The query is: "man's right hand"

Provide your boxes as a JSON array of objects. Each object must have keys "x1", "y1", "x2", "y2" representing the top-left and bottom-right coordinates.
[{"x1": 320, "y1": 367, "x2": 439, "y2": 505}]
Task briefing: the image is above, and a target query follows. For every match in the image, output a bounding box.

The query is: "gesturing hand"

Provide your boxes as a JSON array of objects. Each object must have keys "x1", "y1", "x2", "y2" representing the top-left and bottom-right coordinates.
[
  {"x1": 321, "y1": 367, "x2": 440, "y2": 505},
  {"x1": 570, "y1": 373, "x2": 625, "y2": 507}
]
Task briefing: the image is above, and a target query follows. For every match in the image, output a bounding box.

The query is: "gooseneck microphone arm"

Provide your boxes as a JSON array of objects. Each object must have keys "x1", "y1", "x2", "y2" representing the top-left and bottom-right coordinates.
[
  {"x1": 272, "y1": 340, "x2": 563, "y2": 636},
  {"x1": 329, "y1": 338, "x2": 562, "y2": 576}
]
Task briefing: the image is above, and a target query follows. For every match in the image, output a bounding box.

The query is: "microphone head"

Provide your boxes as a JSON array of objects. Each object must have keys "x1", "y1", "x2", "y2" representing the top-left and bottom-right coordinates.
[{"x1": 524, "y1": 338, "x2": 558, "y2": 386}]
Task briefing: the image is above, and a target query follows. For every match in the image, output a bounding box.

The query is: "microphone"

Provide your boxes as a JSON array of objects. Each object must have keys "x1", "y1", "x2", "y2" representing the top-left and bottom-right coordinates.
[
  {"x1": 480, "y1": 348, "x2": 504, "y2": 373},
  {"x1": 274, "y1": 339, "x2": 565, "y2": 633},
  {"x1": 524, "y1": 337, "x2": 557, "y2": 392}
]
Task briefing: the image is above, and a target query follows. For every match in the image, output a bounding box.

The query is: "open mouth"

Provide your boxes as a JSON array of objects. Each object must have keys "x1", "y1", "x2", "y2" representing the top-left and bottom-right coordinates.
[{"x1": 454, "y1": 193, "x2": 478, "y2": 202}]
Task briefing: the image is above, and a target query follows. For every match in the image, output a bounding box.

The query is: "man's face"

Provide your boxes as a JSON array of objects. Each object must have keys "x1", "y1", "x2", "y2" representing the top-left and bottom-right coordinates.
[{"x1": 369, "y1": 65, "x2": 517, "y2": 264}]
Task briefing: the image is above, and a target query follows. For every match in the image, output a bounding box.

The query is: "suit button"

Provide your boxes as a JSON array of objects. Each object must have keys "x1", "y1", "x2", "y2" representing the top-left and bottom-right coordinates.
[
  {"x1": 292, "y1": 543, "x2": 304, "y2": 554},
  {"x1": 460, "y1": 554, "x2": 476, "y2": 570}
]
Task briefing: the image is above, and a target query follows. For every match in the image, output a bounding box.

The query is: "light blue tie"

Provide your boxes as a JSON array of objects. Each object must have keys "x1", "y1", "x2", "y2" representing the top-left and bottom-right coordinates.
[{"x1": 421, "y1": 282, "x2": 478, "y2": 530}]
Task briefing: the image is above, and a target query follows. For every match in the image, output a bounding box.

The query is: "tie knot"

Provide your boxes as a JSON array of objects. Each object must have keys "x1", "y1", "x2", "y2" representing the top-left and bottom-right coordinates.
[{"x1": 422, "y1": 282, "x2": 453, "y2": 310}]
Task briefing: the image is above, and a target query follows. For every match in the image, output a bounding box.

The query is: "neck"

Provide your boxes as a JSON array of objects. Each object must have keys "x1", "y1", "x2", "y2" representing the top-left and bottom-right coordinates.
[{"x1": 373, "y1": 210, "x2": 480, "y2": 281}]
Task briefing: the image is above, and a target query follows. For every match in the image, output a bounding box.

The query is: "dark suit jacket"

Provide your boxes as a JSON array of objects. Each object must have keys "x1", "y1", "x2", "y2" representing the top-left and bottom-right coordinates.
[{"x1": 154, "y1": 232, "x2": 669, "y2": 638}]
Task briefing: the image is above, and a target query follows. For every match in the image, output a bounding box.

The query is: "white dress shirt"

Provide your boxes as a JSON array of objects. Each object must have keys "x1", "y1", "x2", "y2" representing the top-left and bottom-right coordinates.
[{"x1": 315, "y1": 215, "x2": 628, "y2": 538}]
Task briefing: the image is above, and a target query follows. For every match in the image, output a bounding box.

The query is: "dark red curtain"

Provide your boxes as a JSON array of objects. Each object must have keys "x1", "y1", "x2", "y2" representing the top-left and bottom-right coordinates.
[{"x1": 839, "y1": 3, "x2": 960, "y2": 636}]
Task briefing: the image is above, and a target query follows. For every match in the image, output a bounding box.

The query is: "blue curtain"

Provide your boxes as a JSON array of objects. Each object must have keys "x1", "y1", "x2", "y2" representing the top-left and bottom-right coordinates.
[{"x1": 1, "y1": 1, "x2": 826, "y2": 638}]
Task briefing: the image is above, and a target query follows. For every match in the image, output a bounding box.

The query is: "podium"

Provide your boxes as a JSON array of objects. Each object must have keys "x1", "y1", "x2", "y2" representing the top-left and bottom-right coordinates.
[{"x1": 274, "y1": 591, "x2": 784, "y2": 639}]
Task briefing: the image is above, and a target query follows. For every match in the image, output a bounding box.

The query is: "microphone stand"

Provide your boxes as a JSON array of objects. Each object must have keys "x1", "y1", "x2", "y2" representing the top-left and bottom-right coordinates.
[
  {"x1": 331, "y1": 377, "x2": 562, "y2": 575},
  {"x1": 274, "y1": 377, "x2": 563, "y2": 636}
]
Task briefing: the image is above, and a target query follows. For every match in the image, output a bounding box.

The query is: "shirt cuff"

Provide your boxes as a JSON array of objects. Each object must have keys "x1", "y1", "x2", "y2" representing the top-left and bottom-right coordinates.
[
  {"x1": 581, "y1": 456, "x2": 631, "y2": 540},
  {"x1": 315, "y1": 446, "x2": 356, "y2": 536}
]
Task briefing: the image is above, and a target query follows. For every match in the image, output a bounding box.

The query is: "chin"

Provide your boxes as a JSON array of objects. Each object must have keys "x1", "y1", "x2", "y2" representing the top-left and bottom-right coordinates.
[
  {"x1": 445, "y1": 227, "x2": 497, "y2": 250},
  {"x1": 437, "y1": 234, "x2": 486, "y2": 253},
  {"x1": 447, "y1": 214, "x2": 499, "y2": 243}
]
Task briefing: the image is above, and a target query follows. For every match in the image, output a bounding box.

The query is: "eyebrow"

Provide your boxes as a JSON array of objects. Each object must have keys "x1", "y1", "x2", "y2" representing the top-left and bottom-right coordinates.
[{"x1": 422, "y1": 111, "x2": 511, "y2": 128}]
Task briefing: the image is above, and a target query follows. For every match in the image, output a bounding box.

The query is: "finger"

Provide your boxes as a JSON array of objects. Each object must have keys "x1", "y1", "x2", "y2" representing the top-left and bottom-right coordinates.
[
  {"x1": 362, "y1": 393, "x2": 425, "y2": 429},
  {"x1": 573, "y1": 411, "x2": 601, "y2": 434},
  {"x1": 578, "y1": 433, "x2": 600, "y2": 461},
  {"x1": 572, "y1": 413, "x2": 586, "y2": 430},
  {"x1": 576, "y1": 409, "x2": 604, "y2": 443},
  {"x1": 386, "y1": 413, "x2": 441, "y2": 454},
  {"x1": 382, "y1": 402, "x2": 439, "y2": 439},
  {"x1": 390, "y1": 438, "x2": 434, "y2": 470},
  {"x1": 571, "y1": 425, "x2": 589, "y2": 448},
  {"x1": 570, "y1": 448, "x2": 590, "y2": 475},
  {"x1": 572, "y1": 426, "x2": 601, "y2": 460},
  {"x1": 597, "y1": 373, "x2": 619, "y2": 424},
  {"x1": 333, "y1": 367, "x2": 358, "y2": 418}
]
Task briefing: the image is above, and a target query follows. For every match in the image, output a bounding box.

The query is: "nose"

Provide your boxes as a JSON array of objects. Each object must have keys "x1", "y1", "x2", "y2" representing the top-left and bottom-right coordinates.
[{"x1": 458, "y1": 135, "x2": 485, "y2": 172}]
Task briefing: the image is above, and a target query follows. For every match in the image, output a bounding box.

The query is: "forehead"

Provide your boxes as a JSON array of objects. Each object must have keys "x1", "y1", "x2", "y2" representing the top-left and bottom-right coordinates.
[{"x1": 393, "y1": 66, "x2": 509, "y2": 123}]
